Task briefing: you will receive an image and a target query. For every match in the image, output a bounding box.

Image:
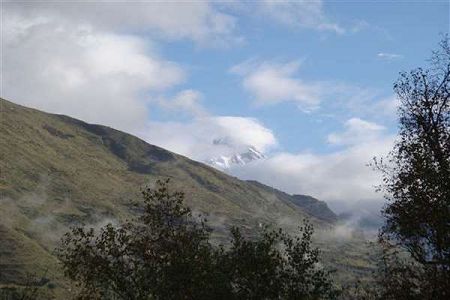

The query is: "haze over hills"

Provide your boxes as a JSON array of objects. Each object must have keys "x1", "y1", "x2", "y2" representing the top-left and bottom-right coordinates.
[{"x1": 0, "y1": 98, "x2": 375, "y2": 295}]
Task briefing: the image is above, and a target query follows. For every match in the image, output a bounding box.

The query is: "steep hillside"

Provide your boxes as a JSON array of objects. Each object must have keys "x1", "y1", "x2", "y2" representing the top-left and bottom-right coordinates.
[
  {"x1": 246, "y1": 180, "x2": 338, "y2": 223},
  {"x1": 1, "y1": 98, "x2": 350, "y2": 293},
  {"x1": 1, "y1": 99, "x2": 381, "y2": 297}
]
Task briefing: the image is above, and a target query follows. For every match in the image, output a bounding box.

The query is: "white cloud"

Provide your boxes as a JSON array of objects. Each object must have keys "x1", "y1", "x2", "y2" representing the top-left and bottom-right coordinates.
[
  {"x1": 327, "y1": 118, "x2": 385, "y2": 146},
  {"x1": 3, "y1": 11, "x2": 184, "y2": 131},
  {"x1": 257, "y1": 0, "x2": 344, "y2": 34},
  {"x1": 371, "y1": 95, "x2": 400, "y2": 117},
  {"x1": 377, "y1": 52, "x2": 403, "y2": 60},
  {"x1": 231, "y1": 59, "x2": 401, "y2": 122},
  {"x1": 231, "y1": 60, "x2": 323, "y2": 111},
  {"x1": 229, "y1": 118, "x2": 394, "y2": 204},
  {"x1": 158, "y1": 90, "x2": 208, "y2": 118},
  {"x1": 3, "y1": 1, "x2": 247, "y2": 132},
  {"x1": 6, "y1": 1, "x2": 240, "y2": 46},
  {"x1": 336, "y1": 93, "x2": 401, "y2": 122},
  {"x1": 140, "y1": 116, "x2": 277, "y2": 161}
]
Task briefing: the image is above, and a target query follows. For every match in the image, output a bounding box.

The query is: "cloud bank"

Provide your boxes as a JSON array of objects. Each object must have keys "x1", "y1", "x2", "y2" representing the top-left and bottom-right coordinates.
[
  {"x1": 140, "y1": 116, "x2": 277, "y2": 162},
  {"x1": 229, "y1": 118, "x2": 394, "y2": 205}
]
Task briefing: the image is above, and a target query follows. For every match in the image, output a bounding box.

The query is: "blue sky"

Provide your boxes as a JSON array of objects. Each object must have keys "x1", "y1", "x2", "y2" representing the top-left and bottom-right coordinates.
[
  {"x1": 157, "y1": 1, "x2": 449, "y2": 154},
  {"x1": 4, "y1": 0, "x2": 449, "y2": 209}
]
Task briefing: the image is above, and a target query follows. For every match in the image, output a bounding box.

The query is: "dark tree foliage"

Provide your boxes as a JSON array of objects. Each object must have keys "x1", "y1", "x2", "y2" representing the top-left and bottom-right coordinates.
[
  {"x1": 342, "y1": 241, "x2": 431, "y2": 300},
  {"x1": 224, "y1": 223, "x2": 336, "y2": 299},
  {"x1": 57, "y1": 179, "x2": 337, "y2": 300},
  {"x1": 376, "y1": 37, "x2": 450, "y2": 298}
]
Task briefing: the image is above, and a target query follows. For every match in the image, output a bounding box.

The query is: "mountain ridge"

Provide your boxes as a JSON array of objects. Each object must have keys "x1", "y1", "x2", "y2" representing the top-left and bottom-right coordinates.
[
  {"x1": 0, "y1": 98, "x2": 337, "y2": 292},
  {"x1": 246, "y1": 180, "x2": 338, "y2": 223},
  {"x1": 0, "y1": 98, "x2": 377, "y2": 295}
]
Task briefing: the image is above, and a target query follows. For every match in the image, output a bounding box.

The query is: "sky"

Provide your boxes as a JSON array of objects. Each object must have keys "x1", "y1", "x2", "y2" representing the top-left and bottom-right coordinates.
[{"x1": 3, "y1": 0, "x2": 450, "y2": 214}]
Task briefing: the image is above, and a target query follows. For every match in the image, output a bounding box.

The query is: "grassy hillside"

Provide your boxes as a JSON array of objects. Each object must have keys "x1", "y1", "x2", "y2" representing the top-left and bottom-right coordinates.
[
  {"x1": 0, "y1": 98, "x2": 375, "y2": 296},
  {"x1": 246, "y1": 180, "x2": 338, "y2": 223}
]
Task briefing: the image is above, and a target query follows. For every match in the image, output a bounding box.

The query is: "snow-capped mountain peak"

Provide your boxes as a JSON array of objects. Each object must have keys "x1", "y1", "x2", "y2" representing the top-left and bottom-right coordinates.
[{"x1": 207, "y1": 146, "x2": 266, "y2": 169}]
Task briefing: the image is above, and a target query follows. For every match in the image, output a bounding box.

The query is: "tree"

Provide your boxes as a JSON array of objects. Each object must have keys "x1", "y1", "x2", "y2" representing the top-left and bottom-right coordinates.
[
  {"x1": 224, "y1": 222, "x2": 336, "y2": 299},
  {"x1": 376, "y1": 36, "x2": 450, "y2": 298},
  {"x1": 57, "y1": 179, "x2": 227, "y2": 300},
  {"x1": 57, "y1": 179, "x2": 337, "y2": 300},
  {"x1": 340, "y1": 241, "x2": 427, "y2": 300}
]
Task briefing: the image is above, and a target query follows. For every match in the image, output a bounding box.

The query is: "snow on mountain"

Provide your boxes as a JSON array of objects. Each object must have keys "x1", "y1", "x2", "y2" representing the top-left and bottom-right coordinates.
[{"x1": 207, "y1": 146, "x2": 266, "y2": 169}]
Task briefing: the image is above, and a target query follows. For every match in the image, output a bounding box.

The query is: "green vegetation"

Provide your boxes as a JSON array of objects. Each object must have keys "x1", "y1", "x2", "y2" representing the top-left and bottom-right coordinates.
[{"x1": 57, "y1": 179, "x2": 338, "y2": 300}]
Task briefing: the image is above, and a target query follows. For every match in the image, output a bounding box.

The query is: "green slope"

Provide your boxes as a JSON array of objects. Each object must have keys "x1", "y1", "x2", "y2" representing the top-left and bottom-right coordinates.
[
  {"x1": 0, "y1": 99, "x2": 335, "y2": 288},
  {"x1": 246, "y1": 180, "x2": 338, "y2": 223},
  {"x1": 0, "y1": 98, "x2": 376, "y2": 295}
]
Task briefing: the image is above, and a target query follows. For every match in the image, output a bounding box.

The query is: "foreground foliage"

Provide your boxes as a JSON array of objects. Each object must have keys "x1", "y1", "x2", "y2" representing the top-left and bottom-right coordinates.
[
  {"x1": 57, "y1": 179, "x2": 337, "y2": 300},
  {"x1": 373, "y1": 37, "x2": 450, "y2": 299},
  {"x1": 341, "y1": 241, "x2": 436, "y2": 300}
]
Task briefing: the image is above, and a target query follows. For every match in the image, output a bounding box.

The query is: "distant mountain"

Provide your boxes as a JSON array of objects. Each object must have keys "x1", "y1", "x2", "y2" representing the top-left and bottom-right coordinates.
[
  {"x1": 290, "y1": 195, "x2": 339, "y2": 223},
  {"x1": 246, "y1": 180, "x2": 338, "y2": 223},
  {"x1": 207, "y1": 146, "x2": 265, "y2": 169}
]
